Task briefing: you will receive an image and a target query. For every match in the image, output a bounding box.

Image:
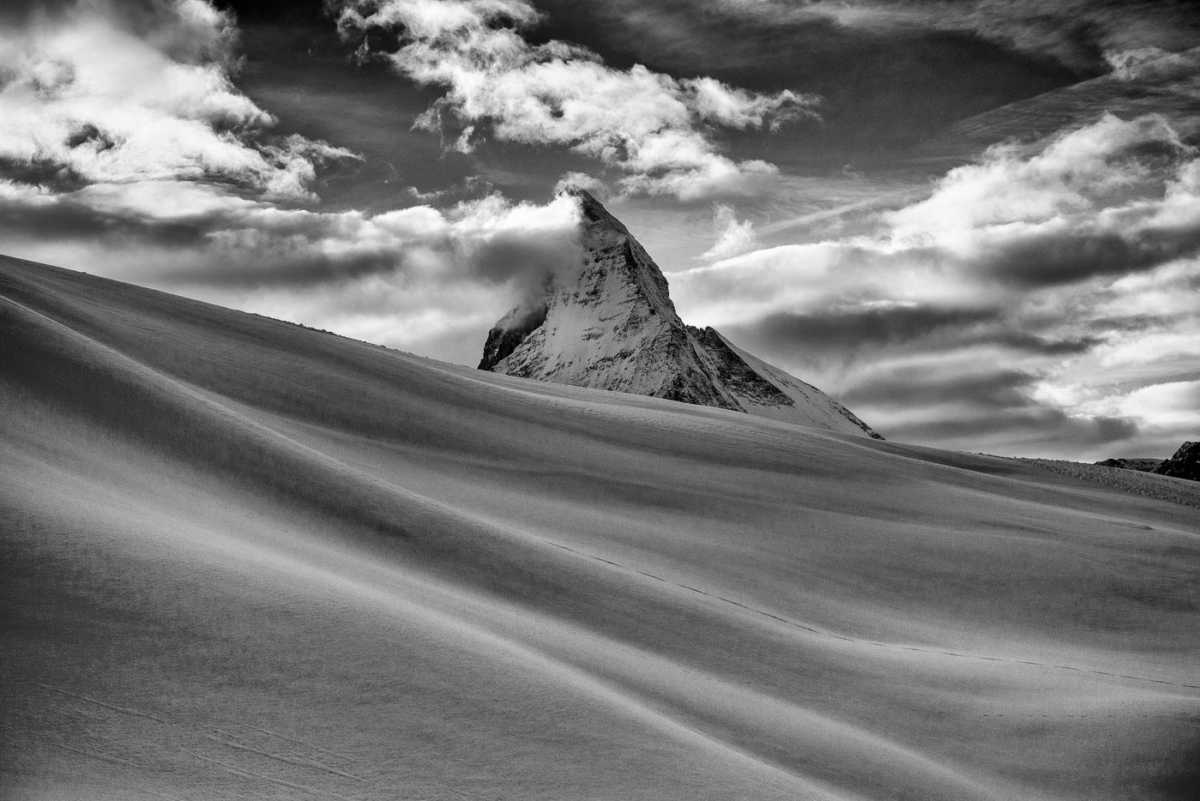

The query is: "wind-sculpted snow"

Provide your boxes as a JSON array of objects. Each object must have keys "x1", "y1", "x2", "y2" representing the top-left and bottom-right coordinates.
[{"x1": 2, "y1": 255, "x2": 1198, "y2": 801}]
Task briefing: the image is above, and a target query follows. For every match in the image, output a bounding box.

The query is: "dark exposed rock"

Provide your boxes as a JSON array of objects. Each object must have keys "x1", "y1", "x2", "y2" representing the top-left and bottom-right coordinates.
[
  {"x1": 1154, "y1": 441, "x2": 1200, "y2": 481},
  {"x1": 478, "y1": 303, "x2": 547, "y2": 371},
  {"x1": 478, "y1": 189, "x2": 882, "y2": 438}
]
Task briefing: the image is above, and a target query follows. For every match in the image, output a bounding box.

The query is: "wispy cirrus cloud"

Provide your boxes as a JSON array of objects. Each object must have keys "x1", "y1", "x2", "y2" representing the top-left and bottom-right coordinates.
[
  {"x1": 719, "y1": 0, "x2": 1200, "y2": 74},
  {"x1": 335, "y1": 0, "x2": 817, "y2": 200}
]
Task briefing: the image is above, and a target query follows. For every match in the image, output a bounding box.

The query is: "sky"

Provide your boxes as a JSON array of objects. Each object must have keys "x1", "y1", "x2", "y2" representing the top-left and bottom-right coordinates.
[{"x1": 1, "y1": 0, "x2": 1198, "y2": 460}]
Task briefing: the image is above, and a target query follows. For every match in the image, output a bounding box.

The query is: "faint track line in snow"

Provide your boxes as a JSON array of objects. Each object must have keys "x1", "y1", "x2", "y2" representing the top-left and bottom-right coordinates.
[
  {"x1": 184, "y1": 749, "x2": 363, "y2": 800},
  {"x1": 203, "y1": 734, "x2": 367, "y2": 781},
  {"x1": 211, "y1": 722, "x2": 357, "y2": 761},
  {"x1": 26, "y1": 681, "x2": 375, "y2": 791},
  {"x1": 532, "y1": 540, "x2": 1200, "y2": 693},
  {"x1": 51, "y1": 741, "x2": 150, "y2": 769},
  {"x1": 33, "y1": 682, "x2": 168, "y2": 724}
]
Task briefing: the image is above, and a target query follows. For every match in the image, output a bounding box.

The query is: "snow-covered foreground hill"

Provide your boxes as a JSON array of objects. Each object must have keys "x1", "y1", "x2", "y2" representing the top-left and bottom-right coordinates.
[{"x1": 2, "y1": 255, "x2": 1198, "y2": 801}]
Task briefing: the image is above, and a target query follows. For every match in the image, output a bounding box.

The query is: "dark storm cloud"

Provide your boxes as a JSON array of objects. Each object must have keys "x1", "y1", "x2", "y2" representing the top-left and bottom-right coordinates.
[
  {"x1": 978, "y1": 223, "x2": 1200, "y2": 289},
  {"x1": 841, "y1": 359, "x2": 1142, "y2": 452},
  {"x1": 0, "y1": 194, "x2": 209, "y2": 245},
  {"x1": 720, "y1": 302, "x2": 1104, "y2": 379},
  {"x1": 981, "y1": 331, "x2": 1102, "y2": 355},
  {"x1": 842, "y1": 367, "x2": 1038, "y2": 409},
  {"x1": 733, "y1": 305, "x2": 1001, "y2": 354},
  {"x1": 0, "y1": 156, "x2": 89, "y2": 193},
  {"x1": 890, "y1": 410, "x2": 1141, "y2": 450}
]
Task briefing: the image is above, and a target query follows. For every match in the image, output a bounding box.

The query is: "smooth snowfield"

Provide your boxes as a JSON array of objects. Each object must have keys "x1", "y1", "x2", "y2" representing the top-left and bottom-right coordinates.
[{"x1": 2, "y1": 255, "x2": 1198, "y2": 801}]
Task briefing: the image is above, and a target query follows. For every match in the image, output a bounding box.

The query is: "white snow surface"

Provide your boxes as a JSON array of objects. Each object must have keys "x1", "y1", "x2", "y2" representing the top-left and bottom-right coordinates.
[
  {"x1": 2, "y1": 254, "x2": 1199, "y2": 801},
  {"x1": 482, "y1": 191, "x2": 880, "y2": 438}
]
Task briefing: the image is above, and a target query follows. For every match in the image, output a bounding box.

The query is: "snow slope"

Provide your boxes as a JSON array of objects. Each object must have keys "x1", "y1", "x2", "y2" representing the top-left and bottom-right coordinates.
[
  {"x1": 480, "y1": 190, "x2": 881, "y2": 438},
  {"x1": 2, "y1": 254, "x2": 1198, "y2": 801}
]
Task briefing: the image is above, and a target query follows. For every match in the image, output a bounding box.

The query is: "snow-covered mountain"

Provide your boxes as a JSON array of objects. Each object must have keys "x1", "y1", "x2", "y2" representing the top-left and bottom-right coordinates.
[{"x1": 479, "y1": 190, "x2": 881, "y2": 438}]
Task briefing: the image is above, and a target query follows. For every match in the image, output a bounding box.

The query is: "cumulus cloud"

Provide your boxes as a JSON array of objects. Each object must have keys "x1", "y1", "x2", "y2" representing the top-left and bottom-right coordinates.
[
  {"x1": 0, "y1": 0, "x2": 354, "y2": 204},
  {"x1": 670, "y1": 112, "x2": 1200, "y2": 458},
  {"x1": 335, "y1": 0, "x2": 816, "y2": 200},
  {"x1": 886, "y1": 114, "x2": 1200, "y2": 289}
]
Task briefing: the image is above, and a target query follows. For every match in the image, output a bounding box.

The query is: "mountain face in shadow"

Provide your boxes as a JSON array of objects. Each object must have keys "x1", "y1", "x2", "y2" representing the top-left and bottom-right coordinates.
[{"x1": 479, "y1": 190, "x2": 881, "y2": 438}]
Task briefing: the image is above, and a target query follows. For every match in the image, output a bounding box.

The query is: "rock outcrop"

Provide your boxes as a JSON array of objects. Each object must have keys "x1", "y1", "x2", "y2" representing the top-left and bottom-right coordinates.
[
  {"x1": 1155, "y1": 441, "x2": 1200, "y2": 482},
  {"x1": 478, "y1": 190, "x2": 881, "y2": 439}
]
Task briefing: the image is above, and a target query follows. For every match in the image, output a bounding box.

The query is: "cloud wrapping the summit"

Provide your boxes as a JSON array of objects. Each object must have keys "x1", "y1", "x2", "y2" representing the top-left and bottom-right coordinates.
[
  {"x1": 336, "y1": 0, "x2": 816, "y2": 200},
  {"x1": 0, "y1": 0, "x2": 1195, "y2": 461},
  {"x1": 0, "y1": 0, "x2": 589, "y2": 366}
]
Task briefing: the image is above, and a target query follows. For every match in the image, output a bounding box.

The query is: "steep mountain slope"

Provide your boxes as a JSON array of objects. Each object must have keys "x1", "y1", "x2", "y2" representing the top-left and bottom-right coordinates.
[
  {"x1": 480, "y1": 190, "x2": 880, "y2": 438},
  {"x1": 2, "y1": 254, "x2": 1199, "y2": 801}
]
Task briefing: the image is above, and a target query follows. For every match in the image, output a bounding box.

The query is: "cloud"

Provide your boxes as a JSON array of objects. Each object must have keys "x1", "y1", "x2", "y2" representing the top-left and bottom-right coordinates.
[
  {"x1": 833, "y1": 354, "x2": 1144, "y2": 458},
  {"x1": 1, "y1": 175, "x2": 582, "y2": 285},
  {"x1": 335, "y1": 0, "x2": 816, "y2": 200},
  {"x1": 881, "y1": 114, "x2": 1200, "y2": 289},
  {"x1": 723, "y1": 0, "x2": 1200, "y2": 74},
  {"x1": 841, "y1": 366, "x2": 1039, "y2": 409},
  {"x1": 1109, "y1": 379, "x2": 1200, "y2": 429},
  {"x1": 0, "y1": 2, "x2": 1193, "y2": 461},
  {"x1": 699, "y1": 204, "x2": 756, "y2": 261},
  {"x1": 729, "y1": 305, "x2": 1000, "y2": 357},
  {"x1": 0, "y1": 0, "x2": 355, "y2": 204},
  {"x1": 1105, "y1": 46, "x2": 1200, "y2": 82},
  {"x1": 1, "y1": 177, "x2": 585, "y2": 378},
  {"x1": 0, "y1": 0, "x2": 589, "y2": 372},
  {"x1": 668, "y1": 113, "x2": 1200, "y2": 458}
]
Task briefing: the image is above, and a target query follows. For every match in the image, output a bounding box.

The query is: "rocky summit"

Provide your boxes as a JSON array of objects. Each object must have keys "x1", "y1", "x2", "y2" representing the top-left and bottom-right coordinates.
[{"x1": 479, "y1": 190, "x2": 881, "y2": 438}]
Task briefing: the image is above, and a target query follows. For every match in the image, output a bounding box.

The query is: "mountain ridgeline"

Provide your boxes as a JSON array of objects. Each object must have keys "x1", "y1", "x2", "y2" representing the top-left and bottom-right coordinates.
[{"x1": 479, "y1": 190, "x2": 881, "y2": 439}]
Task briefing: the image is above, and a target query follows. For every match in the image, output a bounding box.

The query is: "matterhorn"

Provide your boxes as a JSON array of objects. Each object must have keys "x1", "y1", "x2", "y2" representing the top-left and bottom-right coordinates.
[{"x1": 479, "y1": 190, "x2": 881, "y2": 439}]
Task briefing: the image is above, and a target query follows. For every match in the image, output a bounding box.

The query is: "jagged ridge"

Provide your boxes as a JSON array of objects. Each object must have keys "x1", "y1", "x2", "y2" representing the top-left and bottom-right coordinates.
[{"x1": 479, "y1": 190, "x2": 882, "y2": 439}]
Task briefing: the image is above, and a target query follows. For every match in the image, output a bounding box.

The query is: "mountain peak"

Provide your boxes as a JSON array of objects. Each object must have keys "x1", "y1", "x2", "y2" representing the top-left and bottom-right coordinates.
[
  {"x1": 479, "y1": 191, "x2": 881, "y2": 438},
  {"x1": 563, "y1": 187, "x2": 611, "y2": 219}
]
